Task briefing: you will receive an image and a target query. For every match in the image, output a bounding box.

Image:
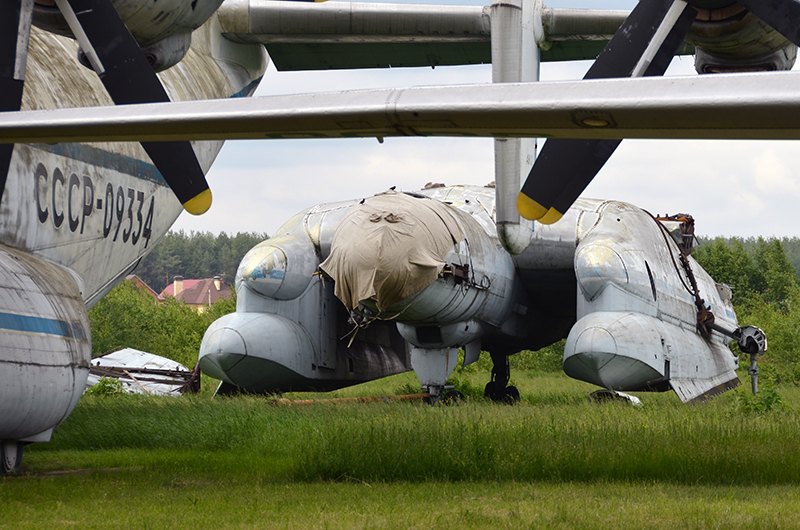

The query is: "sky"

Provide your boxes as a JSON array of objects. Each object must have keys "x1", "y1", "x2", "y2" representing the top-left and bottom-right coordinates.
[{"x1": 171, "y1": 0, "x2": 800, "y2": 239}]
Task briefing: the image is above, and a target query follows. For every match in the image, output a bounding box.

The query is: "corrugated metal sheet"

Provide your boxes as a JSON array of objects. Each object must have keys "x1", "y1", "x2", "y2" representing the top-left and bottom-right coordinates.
[{"x1": 86, "y1": 348, "x2": 195, "y2": 396}]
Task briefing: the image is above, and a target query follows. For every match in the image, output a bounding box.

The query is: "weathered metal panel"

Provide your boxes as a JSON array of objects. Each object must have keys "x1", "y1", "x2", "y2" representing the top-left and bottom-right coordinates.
[
  {"x1": 0, "y1": 245, "x2": 89, "y2": 441},
  {"x1": 5, "y1": 20, "x2": 267, "y2": 304},
  {"x1": 565, "y1": 199, "x2": 740, "y2": 399},
  {"x1": 0, "y1": 13, "x2": 266, "y2": 445},
  {"x1": 86, "y1": 348, "x2": 192, "y2": 396}
]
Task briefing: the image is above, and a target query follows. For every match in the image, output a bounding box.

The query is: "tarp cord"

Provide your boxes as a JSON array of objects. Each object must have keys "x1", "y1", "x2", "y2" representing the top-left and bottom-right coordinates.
[{"x1": 646, "y1": 210, "x2": 714, "y2": 337}]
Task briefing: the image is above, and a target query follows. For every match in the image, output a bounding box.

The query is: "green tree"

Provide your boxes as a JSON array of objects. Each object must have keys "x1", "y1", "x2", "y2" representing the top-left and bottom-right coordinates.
[
  {"x1": 695, "y1": 236, "x2": 800, "y2": 310},
  {"x1": 133, "y1": 230, "x2": 268, "y2": 292},
  {"x1": 751, "y1": 237, "x2": 800, "y2": 310},
  {"x1": 89, "y1": 278, "x2": 237, "y2": 368},
  {"x1": 695, "y1": 236, "x2": 800, "y2": 383},
  {"x1": 779, "y1": 237, "x2": 800, "y2": 279},
  {"x1": 693, "y1": 239, "x2": 756, "y2": 305}
]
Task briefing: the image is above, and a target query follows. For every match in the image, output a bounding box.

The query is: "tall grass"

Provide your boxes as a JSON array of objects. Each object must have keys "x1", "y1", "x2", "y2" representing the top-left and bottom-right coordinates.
[
  {"x1": 28, "y1": 375, "x2": 800, "y2": 486},
  {"x1": 297, "y1": 399, "x2": 800, "y2": 484}
]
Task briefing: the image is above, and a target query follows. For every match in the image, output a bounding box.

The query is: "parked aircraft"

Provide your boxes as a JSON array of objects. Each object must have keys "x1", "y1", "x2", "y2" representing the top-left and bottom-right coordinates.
[
  {"x1": 0, "y1": 0, "x2": 790, "y2": 473},
  {"x1": 0, "y1": 0, "x2": 266, "y2": 474},
  {"x1": 198, "y1": 184, "x2": 766, "y2": 404}
]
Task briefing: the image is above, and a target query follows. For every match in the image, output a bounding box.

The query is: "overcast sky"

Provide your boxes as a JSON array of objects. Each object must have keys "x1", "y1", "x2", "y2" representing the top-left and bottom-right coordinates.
[{"x1": 171, "y1": 0, "x2": 800, "y2": 239}]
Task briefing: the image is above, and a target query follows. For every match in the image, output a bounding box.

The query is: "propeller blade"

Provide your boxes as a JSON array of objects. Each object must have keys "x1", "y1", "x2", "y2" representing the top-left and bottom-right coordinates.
[
  {"x1": 738, "y1": 0, "x2": 800, "y2": 47},
  {"x1": 57, "y1": 0, "x2": 212, "y2": 215},
  {"x1": 0, "y1": 0, "x2": 33, "y2": 204},
  {"x1": 517, "y1": 0, "x2": 697, "y2": 223}
]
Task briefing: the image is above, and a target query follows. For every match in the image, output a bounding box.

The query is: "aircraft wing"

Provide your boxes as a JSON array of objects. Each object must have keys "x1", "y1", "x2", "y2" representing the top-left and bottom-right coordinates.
[
  {"x1": 0, "y1": 72, "x2": 798, "y2": 143},
  {"x1": 217, "y1": 0, "x2": 691, "y2": 70}
]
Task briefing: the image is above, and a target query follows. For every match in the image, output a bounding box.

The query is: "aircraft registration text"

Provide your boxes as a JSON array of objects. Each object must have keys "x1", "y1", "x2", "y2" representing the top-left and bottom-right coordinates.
[{"x1": 34, "y1": 162, "x2": 156, "y2": 248}]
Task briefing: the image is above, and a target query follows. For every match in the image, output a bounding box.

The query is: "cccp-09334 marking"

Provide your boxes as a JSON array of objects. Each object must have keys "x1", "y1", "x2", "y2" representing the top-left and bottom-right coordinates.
[{"x1": 34, "y1": 162, "x2": 156, "y2": 247}]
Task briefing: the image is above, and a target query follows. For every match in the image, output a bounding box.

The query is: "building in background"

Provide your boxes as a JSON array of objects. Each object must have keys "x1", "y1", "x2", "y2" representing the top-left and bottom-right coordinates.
[
  {"x1": 126, "y1": 275, "x2": 164, "y2": 303},
  {"x1": 161, "y1": 276, "x2": 232, "y2": 312}
]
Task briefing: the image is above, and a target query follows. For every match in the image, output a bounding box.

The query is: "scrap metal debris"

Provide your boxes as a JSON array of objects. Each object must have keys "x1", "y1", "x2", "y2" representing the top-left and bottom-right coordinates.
[{"x1": 86, "y1": 348, "x2": 199, "y2": 395}]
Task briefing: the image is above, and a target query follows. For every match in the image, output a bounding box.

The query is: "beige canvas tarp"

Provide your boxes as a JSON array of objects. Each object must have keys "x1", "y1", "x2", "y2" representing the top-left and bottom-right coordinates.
[{"x1": 319, "y1": 191, "x2": 464, "y2": 312}]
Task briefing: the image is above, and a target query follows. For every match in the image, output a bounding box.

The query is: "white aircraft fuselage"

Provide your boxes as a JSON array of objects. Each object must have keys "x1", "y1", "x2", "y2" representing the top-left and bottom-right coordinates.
[
  {"x1": 199, "y1": 185, "x2": 743, "y2": 404},
  {"x1": 0, "y1": 20, "x2": 266, "y2": 450}
]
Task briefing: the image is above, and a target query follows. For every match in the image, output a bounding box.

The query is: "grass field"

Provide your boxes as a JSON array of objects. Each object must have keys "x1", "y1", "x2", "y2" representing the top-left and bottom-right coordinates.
[{"x1": 3, "y1": 371, "x2": 800, "y2": 529}]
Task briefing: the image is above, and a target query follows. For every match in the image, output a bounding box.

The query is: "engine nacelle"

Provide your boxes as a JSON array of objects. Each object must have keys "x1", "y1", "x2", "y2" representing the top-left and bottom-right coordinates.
[
  {"x1": 32, "y1": 0, "x2": 224, "y2": 71},
  {"x1": 564, "y1": 311, "x2": 739, "y2": 403},
  {"x1": 200, "y1": 312, "x2": 316, "y2": 392},
  {"x1": 686, "y1": 4, "x2": 797, "y2": 73},
  {"x1": 320, "y1": 191, "x2": 516, "y2": 328}
]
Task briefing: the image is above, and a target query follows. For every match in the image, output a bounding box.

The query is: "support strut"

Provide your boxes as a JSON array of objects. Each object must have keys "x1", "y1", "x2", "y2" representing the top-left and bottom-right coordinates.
[
  {"x1": 710, "y1": 323, "x2": 767, "y2": 395},
  {"x1": 485, "y1": 351, "x2": 520, "y2": 403}
]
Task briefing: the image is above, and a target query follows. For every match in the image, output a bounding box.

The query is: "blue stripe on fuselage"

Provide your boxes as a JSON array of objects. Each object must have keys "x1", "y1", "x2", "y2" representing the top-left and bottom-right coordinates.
[
  {"x1": 30, "y1": 143, "x2": 167, "y2": 186},
  {"x1": 0, "y1": 311, "x2": 87, "y2": 340},
  {"x1": 232, "y1": 77, "x2": 263, "y2": 99}
]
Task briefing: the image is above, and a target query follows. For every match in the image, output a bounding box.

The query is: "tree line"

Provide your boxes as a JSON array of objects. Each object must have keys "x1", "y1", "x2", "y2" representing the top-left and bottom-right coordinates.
[
  {"x1": 693, "y1": 237, "x2": 800, "y2": 384},
  {"x1": 132, "y1": 230, "x2": 268, "y2": 293},
  {"x1": 132, "y1": 232, "x2": 800, "y2": 298},
  {"x1": 698, "y1": 236, "x2": 800, "y2": 281}
]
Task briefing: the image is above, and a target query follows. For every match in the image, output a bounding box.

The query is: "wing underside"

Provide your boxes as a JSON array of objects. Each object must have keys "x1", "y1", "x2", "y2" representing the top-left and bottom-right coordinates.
[
  {"x1": 217, "y1": 1, "x2": 683, "y2": 70},
  {"x1": 1, "y1": 71, "x2": 799, "y2": 143},
  {"x1": 1, "y1": 0, "x2": 791, "y2": 144}
]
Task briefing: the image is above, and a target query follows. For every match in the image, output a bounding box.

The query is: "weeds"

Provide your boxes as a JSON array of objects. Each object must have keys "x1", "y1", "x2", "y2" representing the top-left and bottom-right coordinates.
[
  {"x1": 445, "y1": 373, "x2": 486, "y2": 401},
  {"x1": 735, "y1": 382, "x2": 785, "y2": 413},
  {"x1": 84, "y1": 376, "x2": 125, "y2": 396}
]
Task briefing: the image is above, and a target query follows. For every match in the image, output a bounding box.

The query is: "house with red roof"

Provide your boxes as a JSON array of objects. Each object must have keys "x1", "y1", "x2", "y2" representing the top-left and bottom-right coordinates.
[
  {"x1": 160, "y1": 275, "x2": 233, "y2": 313},
  {"x1": 126, "y1": 275, "x2": 164, "y2": 302}
]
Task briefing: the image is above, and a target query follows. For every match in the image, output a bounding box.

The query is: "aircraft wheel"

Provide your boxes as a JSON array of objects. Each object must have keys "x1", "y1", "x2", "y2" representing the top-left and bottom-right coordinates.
[
  {"x1": 441, "y1": 390, "x2": 465, "y2": 405},
  {"x1": 484, "y1": 381, "x2": 503, "y2": 402},
  {"x1": 504, "y1": 386, "x2": 521, "y2": 404},
  {"x1": 485, "y1": 383, "x2": 520, "y2": 404},
  {"x1": 1, "y1": 440, "x2": 23, "y2": 475}
]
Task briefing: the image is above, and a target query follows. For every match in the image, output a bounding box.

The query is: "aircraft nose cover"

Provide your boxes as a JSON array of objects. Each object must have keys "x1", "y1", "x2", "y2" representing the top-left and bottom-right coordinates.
[{"x1": 320, "y1": 191, "x2": 464, "y2": 312}]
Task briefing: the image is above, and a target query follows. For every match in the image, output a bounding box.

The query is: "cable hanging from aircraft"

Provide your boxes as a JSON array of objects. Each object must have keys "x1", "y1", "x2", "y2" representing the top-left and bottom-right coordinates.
[
  {"x1": 649, "y1": 210, "x2": 768, "y2": 395},
  {"x1": 651, "y1": 212, "x2": 716, "y2": 337}
]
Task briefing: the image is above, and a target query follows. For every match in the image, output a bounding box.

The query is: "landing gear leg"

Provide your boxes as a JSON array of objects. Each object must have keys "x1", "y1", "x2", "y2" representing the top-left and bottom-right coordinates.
[
  {"x1": 485, "y1": 351, "x2": 519, "y2": 403},
  {"x1": 711, "y1": 324, "x2": 767, "y2": 396},
  {"x1": 1, "y1": 440, "x2": 23, "y2": 475},
  {"x1": 735, "y1": 326, "x2": 767, "y2": 396},
  {"x1": 410, "y1": 346, "x2": 459, "y2": 404},
  {"x1": 749, "y1": 353, "x2": 760, "y2": 396}
]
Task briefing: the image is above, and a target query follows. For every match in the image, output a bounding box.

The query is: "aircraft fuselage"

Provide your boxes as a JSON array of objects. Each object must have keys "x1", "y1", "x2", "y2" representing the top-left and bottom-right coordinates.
[
  {"x1": 200, "y1": 185, "x2": 742, "y2": 403},
  {"x1": 0, "y1": 16, "x2": 266, "y2": 452}
]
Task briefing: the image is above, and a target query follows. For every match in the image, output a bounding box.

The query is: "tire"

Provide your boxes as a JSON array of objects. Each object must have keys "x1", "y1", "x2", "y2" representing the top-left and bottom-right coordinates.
[
  {"x1": 1, "y1": 441, "x2": 23, "y2": 475},
  {"x1": 484, "y1": 381, "x2": 502, "y2": 402},
  {"x1": 441, "y1": 390, "x2": 466, "y2": 405},
  {"x1": 504, "y1": 386, "x2": 520, "y2": 404}
]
